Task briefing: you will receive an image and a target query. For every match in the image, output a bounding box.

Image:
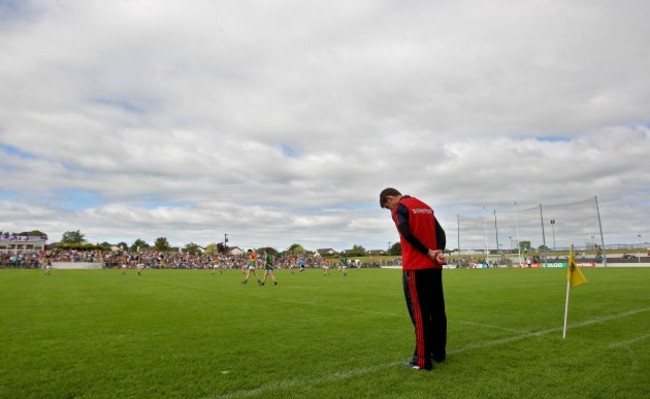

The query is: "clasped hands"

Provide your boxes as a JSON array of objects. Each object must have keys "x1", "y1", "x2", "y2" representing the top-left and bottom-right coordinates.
[{"x1": 427, "y1": 249, "x2": 446, "y2": 264}]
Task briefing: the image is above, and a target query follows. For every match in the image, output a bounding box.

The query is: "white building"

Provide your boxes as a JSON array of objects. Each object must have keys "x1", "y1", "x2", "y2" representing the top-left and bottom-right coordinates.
[{"x1": 0, "y1": 234, "x2": 47, "y2": 253}]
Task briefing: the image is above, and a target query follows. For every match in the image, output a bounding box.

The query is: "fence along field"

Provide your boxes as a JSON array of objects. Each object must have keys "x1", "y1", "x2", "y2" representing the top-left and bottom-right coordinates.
[{"x1": 1, "y1": 266, "x2": 648, "y2": 398}]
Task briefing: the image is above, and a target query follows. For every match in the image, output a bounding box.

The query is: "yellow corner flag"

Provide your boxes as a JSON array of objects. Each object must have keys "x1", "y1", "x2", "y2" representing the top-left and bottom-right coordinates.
[{"x1": 567, "y1": 248, "x2": 587, "y2": 288}]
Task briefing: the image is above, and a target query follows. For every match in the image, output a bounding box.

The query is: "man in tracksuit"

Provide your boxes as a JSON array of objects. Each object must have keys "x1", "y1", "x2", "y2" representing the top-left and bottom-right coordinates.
[{"x1": 380, "y1": 188, "x2": 447, "y2": 371}]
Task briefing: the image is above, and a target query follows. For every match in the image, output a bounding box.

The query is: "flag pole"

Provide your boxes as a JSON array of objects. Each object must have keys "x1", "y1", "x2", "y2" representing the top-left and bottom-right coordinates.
[
  {"x1": 563, "y1": 244, "x2": 575, "y2": 339},
  {"x1": 562, "y1": 278, "x2": 571, "y2": 339}
]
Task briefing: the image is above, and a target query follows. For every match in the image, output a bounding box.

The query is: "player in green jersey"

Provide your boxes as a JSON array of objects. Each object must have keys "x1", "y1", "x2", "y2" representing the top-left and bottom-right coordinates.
[{"x1": 260, "y1": 250, "x2": 278, "y2": 286}]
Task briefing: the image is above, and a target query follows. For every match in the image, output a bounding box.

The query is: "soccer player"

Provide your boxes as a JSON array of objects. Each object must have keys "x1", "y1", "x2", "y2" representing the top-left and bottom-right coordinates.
[
  {"x1": 119, "y1": 254, "x2": 128, "y2": 274},
  {"x1": 340, "y1": 258, "x2": 348, "y2": 276},
  {"x1": 242, "y1": 250, "x2": 262, "y2": 285},
  {"x1": 212, "y1": 256, "x2": 222, "y2": 274},
  {"x1": 322, "y1": 258, "x2": 330, "y2": 276},
  {"x1": 260, "y1": 250, "x2": 278, "y2": 286},
  {"x1": 136, "y1": 263, "x2": 145, "y2": 276},
  {"x1": 43, "y1": 257, "x2": 53, "y2": 275},
  {"x1": 288, "y1": 255, "x2": 297, "y2": 274},
  {"x1": 380, "y1": 187, "x2": 447, "y2": 371}
]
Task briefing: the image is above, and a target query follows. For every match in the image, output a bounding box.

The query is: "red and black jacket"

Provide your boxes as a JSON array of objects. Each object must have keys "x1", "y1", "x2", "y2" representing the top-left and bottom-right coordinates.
[{"x1": 391, "y1": 195, "x2": 446, "y2": 270}]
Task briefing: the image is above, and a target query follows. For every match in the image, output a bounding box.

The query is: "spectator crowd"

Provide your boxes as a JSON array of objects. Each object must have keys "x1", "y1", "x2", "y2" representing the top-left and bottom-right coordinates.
[{"x1": 0, "y1": 248, "x2": 398, "y2": 270}]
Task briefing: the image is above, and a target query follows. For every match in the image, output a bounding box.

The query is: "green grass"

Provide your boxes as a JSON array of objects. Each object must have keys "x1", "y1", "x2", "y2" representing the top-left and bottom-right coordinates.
[{"x1": 1, "y1": 267, "x2": 648, "y2": 398}]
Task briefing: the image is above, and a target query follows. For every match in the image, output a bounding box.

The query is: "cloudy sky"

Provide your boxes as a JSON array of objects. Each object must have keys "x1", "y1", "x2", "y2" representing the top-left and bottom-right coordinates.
[{"x1": 1, "y1": 0, "x2": 649, "y2": 252}]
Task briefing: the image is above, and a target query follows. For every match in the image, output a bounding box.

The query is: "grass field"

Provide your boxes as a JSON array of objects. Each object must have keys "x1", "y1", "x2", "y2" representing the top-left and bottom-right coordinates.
[{"x1": 1, "y1": 266, "x2": 648, "y2": 399}]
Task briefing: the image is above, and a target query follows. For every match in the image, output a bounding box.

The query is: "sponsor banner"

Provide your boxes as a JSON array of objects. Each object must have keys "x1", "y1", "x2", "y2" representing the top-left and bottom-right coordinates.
[
  {"x1": 518, "y1": 262, "x2": 596, "y2": 268},
  {"x1": 542, "y1": 262, "x2": 566, "y2": 268},
  {"x1": 517, "y1": 263, "x2": 541, "y2": 268},
  {"x1": 52, "y1": 262, "x2": 103, "y2": 270},
  {"x1": 538, "y1": 262, "x2": 596, "y2": 268}
]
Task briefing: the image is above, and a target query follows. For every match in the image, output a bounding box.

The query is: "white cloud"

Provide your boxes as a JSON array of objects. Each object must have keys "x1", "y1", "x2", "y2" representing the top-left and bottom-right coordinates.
[{"x1": 1, "y1": 0, "x2": 649, "y2": 251}]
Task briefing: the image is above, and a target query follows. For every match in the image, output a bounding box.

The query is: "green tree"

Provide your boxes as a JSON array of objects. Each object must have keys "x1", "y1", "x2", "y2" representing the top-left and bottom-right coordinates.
[
  {"x1": 61, "y1": 230, "x2": 85, "y2": 244},
  {"x1": 257, "y1": 247, "x2": 278, "y2": 255},
  {"x1": 520, "y1": 240, "x2": 532, "y2": 253},
  {"x1": 216, "y1": 242, "x2": 228, "y2": 254},
  {"x1": 58, "y1": 243, "x2": 99, "y2": 251},
  {"x1": 98, "y1": 242, "x2": 112, "y2": 251},
  {"x1": 130, "y1": 239, "x2": 150, "y2": 252},
  {"x1": 348, "y1": 244, "x2": 367, "y2": 257},
  {"x1": 389, "y1": 242, "x2": 402, "y2": 256},
  {"x1": 286, "y1": 243, "x2": 307, "y2": 254},
  {"x1": 204, "y1": 243, "x2": 219, "y2": 255},
  {"x1": 154, "y1": 237, "x2": 171, "y2": 251},
  {"x1": 183, "y1": 242, "x2": 202, "y2": 255}
]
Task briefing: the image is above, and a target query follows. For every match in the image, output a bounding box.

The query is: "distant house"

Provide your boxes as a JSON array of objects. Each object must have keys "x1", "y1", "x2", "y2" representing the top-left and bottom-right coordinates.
[
  {"x1": 367, "y1": 249, "x2": 387, "y2": 256},
  {"x1": 316, "y1": 248, "x2": 337, "y2": 257},
  {"x1": 228, "y1": 247, "x2": 244, "y2": 256}
]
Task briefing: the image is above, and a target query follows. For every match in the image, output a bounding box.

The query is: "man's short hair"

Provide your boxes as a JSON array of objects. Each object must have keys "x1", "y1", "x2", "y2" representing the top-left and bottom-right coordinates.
[{"x1": 379, "y1": 188, "x2": 401, "y2": 208}]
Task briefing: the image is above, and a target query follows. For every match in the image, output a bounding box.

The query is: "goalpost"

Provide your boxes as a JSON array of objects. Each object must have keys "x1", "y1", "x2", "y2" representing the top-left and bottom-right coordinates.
[{"x1": 456, "y1": 197, "x2": 606, "y2": 267}]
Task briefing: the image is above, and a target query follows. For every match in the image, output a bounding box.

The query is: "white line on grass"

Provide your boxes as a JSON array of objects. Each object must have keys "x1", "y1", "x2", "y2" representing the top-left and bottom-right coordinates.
[
  {"x1": 212, "y1": 306, "x2": 650, "y2": 399},
  {"x1": 607, "y1": 333, "x2": 649, "y2": 369},
  {"x1": 608, "y1": 333, "x2": 650, "y2": 348},
  {"x1": 454, "y1": 306, "x2": 650, "y2": 353},
  {"x1": 457, "y1": 320, "x2": 530, "y2": 334},
  {"x1": 212, "y1": 363, "x2": 399, "y2": 399}
]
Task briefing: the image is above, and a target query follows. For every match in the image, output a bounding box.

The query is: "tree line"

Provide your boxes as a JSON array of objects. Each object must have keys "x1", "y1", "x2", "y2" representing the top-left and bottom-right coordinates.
[{"x1": 49, "y1": 230, "x2": 401, "y2": 257}]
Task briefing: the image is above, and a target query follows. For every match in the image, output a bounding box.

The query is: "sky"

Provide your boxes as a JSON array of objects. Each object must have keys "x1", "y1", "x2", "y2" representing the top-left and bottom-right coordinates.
[{"x1": 1, "y1": 0, "x2": 649, "y2": 253}]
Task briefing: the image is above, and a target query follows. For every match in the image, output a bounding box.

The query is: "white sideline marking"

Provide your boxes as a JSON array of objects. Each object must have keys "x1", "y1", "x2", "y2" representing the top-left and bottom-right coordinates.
[
  {"x1": 454, "y1": 307, "x2": 649, "y2": 353},
  {"x1": 457, "y1": 320, "x2": 530, "y2": 334},
  {"x1": 212, "y1": 363, "x2": 399, "y2": 399},
  {"x1": 211, "y1": 306, "x2": 650, "y2": 399},
  {"x1": 609, "y1": 333, "x2": 650, "y2": 348},
  {"x1": 607, "y1": 333, "x2": 649, "y2": 369}
]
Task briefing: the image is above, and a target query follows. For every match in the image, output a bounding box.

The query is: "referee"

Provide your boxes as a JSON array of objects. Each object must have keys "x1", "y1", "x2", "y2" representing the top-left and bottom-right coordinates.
[{"x1": 380, "y1": 188, "x2": 447, "y2": 371}]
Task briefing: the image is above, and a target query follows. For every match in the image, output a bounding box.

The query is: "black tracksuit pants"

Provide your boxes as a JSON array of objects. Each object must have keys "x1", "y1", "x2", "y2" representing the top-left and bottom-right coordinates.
[{"x1": 403, "y1": 268, "x2": 447, "y2": 369}]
